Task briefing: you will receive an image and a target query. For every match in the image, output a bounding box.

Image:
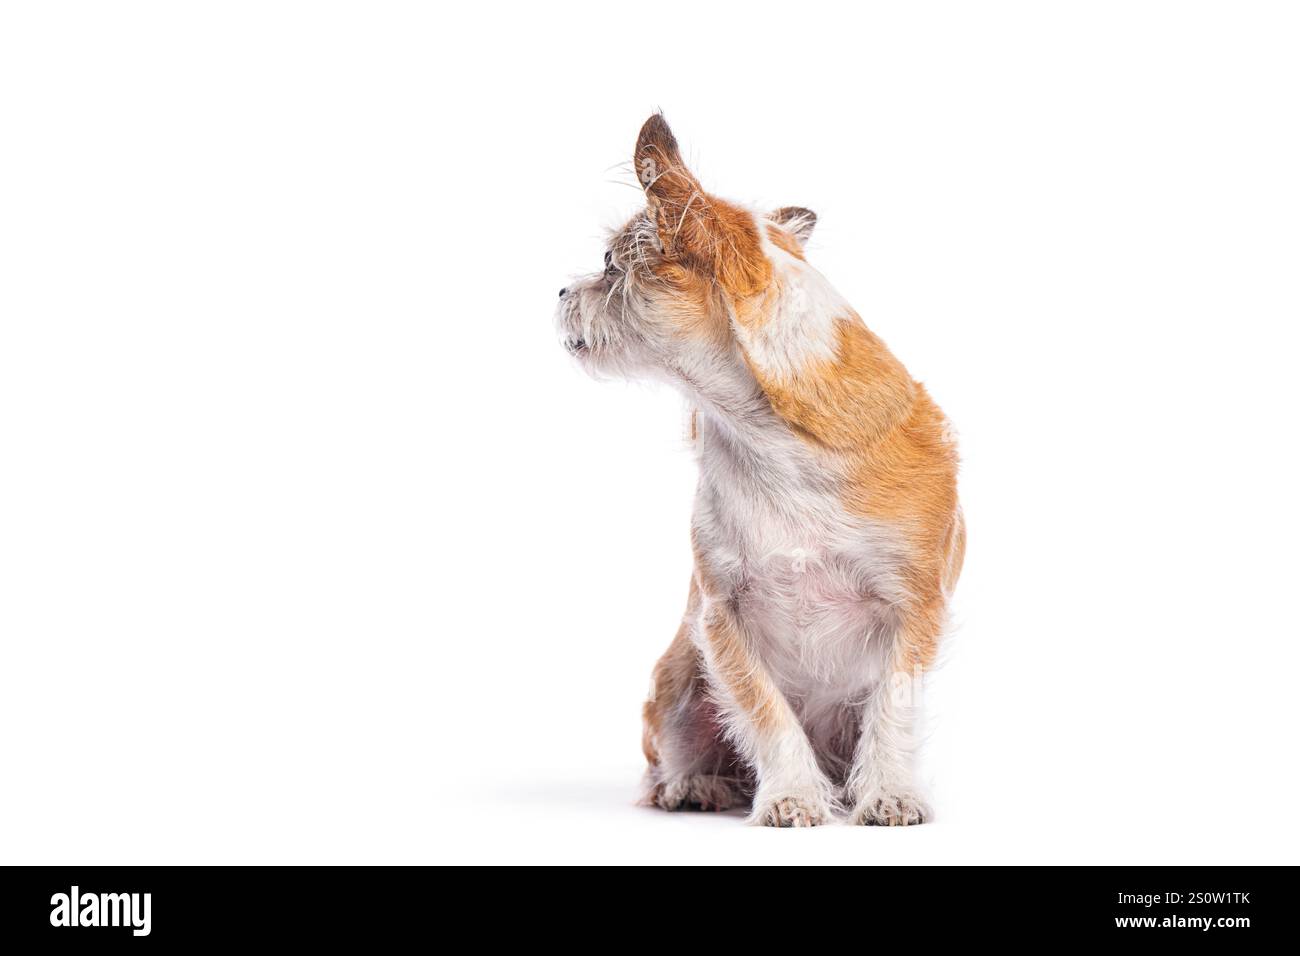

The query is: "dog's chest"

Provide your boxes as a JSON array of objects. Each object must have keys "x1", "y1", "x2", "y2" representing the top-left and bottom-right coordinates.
[{"x1": 693, "y1": 421, "x2": 903, "y2": 691}]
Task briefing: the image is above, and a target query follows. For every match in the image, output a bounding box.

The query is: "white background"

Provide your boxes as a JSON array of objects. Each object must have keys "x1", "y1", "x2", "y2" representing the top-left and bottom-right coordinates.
[{"x1": 2, "y1": 2, "x2": 1298, "y2": 865}]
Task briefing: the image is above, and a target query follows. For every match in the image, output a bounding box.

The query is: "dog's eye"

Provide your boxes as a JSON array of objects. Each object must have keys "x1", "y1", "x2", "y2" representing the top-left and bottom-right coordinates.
[{"x1": 604, "y1": 251, "x2": 618, "y2": 275}]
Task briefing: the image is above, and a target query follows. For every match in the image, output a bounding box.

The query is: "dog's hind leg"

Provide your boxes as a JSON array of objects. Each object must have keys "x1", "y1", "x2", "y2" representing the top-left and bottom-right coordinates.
[{"x1": 641, "y1": 579, "x2": 749, "y2": 812}]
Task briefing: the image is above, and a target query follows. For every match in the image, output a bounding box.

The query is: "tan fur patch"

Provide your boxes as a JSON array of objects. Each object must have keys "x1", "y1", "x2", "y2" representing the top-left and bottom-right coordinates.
[
  {"x1": 698, "y1": 602, "x2": 784, "y2": 733},
  {"x1": 642, "y1": 577, "x2": 701, "y2": 766},
  {"x1": 739, "y1": 312, "x2": 962, "y2": 670},
  {"x1": 765, "y1": 223, "x2": 806, "y2": 260},
  {"x1": 745, "y1": 315, "x2": 916, "y2": 447},
  {"x1": 690, "y1": 540, "x2": 789, "y2": 735}
]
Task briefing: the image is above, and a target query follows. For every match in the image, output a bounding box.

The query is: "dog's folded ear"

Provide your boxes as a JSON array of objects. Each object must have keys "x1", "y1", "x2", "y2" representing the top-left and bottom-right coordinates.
[
  {"x1": 634, "y1": 114, "x2": 770, "y2": 297},
  {"x1": 770, "y1": 206, "x2": 817, "y2": 248}
]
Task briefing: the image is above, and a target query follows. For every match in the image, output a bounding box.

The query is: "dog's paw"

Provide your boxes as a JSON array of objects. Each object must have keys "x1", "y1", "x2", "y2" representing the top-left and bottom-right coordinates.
[
  {"x1": 750, "y1": 795, "x2": 832, "y2": 828},
  {"x1": 851, "y1": 790, "x2": 932, "y2": 827},
  {"x1": 644, "y1": 774, "x2": 745, "y2": 812}
]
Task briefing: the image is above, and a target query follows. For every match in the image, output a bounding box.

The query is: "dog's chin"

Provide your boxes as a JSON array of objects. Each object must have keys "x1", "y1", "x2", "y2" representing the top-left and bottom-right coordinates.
[
  {"x1": 561, "y1": 337, "x2": 610, "y2": 381},
  {"x1": 562, "y1": 337, "x2": 601, "y2": 376},
  {"x1": 564, "y1": 342, "x2": 645, "y2": 382}
]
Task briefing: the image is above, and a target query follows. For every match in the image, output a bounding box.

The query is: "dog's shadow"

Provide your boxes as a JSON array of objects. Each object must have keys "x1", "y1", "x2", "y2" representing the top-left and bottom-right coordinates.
[{"x1": 492, "y1": 777, "x2": 749, "y2": 821}]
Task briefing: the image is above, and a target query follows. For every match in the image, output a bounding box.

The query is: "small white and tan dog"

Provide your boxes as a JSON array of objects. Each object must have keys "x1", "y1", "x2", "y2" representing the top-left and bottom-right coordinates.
[{"x1": 556, "y1": 115, "x2": 965, "y2": 827}]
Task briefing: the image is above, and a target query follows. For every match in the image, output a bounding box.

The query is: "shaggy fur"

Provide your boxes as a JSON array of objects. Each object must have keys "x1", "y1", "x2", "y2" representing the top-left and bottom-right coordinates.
[{"x1": 556, "y1": 115, "x2": 964, "y2": 827}]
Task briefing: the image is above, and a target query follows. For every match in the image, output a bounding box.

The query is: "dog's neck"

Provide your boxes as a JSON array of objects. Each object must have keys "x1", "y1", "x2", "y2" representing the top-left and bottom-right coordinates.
[{"x1": 666, "y1": 338, "x2": 779, "y2": 445}]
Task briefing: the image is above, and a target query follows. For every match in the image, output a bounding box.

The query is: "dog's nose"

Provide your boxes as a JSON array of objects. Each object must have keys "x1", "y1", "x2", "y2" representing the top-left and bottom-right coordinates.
[{"x1": 558, "y1": 287, "x2": 568, "y2": 298}]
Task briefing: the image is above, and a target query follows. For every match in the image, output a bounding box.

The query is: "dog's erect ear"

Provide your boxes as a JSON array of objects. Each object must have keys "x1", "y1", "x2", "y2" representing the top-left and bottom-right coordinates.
[
  {"x1": 770, "y1": 206, "x2": 817, "y2": 248},
  {"x1": 634, "y1": 114, "x2": 770, "y2": 297},
  {"x1": 635, "y1": 114, "x2": 710, "y2": 263},
  {"x1": 635, "y1": 114, "x2": 697, "y2": 227}
]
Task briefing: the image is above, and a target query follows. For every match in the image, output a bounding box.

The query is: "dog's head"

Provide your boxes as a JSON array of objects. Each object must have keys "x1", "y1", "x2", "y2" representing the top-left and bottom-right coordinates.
[{"x1": 555, "y1": 114, "x2": 823, "y2": 387}]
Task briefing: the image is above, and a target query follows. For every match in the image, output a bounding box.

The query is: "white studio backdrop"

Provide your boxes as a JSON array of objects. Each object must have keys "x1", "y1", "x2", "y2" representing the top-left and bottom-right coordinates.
[{"x1": 1, "y1": 2, "x2": 1298, "y2": 864}]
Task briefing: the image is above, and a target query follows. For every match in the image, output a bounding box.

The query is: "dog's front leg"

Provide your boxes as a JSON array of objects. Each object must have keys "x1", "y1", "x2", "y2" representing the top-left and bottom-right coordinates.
[
  {"x1": 693, "y1": 591, "x2": 836, "y2": 827},
  {"x1": 846, "y1": 607, "x2": 939, "y2": 826}
]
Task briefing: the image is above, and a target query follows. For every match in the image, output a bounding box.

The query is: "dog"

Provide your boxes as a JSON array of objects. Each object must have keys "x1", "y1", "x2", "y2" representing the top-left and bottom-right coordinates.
[{"x1": 555, "y1": 114, "x2": 965, "y2": 826}]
